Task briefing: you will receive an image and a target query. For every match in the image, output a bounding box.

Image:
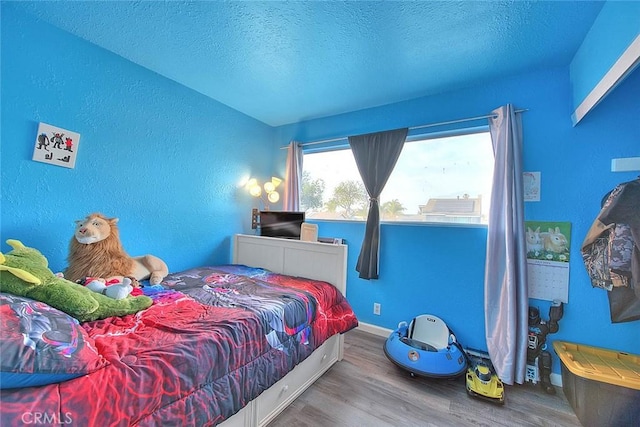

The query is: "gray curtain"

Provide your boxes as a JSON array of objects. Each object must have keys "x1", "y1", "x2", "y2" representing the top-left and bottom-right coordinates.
[
  {"x1": 283, "y1": 141, "x2": 303, "y2": 211},
  {"x1": 348, "y1": 128, "x2": 408, "y2": 279},
  {"x1": 484, "y1": 104, "x2": 528, "y2": 385}
]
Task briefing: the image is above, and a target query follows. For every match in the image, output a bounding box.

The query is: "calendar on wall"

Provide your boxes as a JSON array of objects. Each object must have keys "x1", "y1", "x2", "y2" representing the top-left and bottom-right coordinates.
[
  {"x1": 525, "y1": 221, "x2": 571, "y2": 303},
  {"x1": 528, "y1": 260, "x2": 570, "y2": 303}
]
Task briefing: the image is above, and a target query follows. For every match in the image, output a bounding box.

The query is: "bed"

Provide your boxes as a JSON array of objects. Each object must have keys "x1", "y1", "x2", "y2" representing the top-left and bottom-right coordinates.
[{"x1": 0, "y1": 234, "x2": 358, "y2": 426}]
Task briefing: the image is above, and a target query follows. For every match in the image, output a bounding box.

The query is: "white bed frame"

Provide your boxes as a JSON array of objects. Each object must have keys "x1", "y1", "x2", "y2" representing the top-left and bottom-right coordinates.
[{"x1": 220, "y1": 234, "x2": 348, "y2": 427}]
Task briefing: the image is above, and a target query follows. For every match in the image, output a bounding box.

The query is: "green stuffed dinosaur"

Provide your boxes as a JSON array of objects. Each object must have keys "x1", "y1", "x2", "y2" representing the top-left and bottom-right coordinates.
[{"x1": 0, "y1": 239, "x2": 152, "y2": 322}]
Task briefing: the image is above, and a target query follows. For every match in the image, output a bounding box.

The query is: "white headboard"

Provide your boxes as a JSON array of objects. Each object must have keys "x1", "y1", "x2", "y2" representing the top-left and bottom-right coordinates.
[{"x1": 233, "y1": 234, "x2": 348, "y2": 296}]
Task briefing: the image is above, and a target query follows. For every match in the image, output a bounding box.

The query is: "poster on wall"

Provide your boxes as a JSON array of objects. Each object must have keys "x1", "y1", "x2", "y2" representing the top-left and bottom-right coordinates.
[
  {"x1": 524, "y1": 171, "x2": 541, "y2": 201},
  {"x1": 525, "y1": 221, "x2": 571, "y2": 303},
  {"x1": 32, "y1": 122, "x2": 81, "y2": 169}
]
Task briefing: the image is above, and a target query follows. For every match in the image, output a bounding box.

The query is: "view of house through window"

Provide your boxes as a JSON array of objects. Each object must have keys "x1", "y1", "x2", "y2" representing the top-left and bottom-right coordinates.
[{"x1": 301, "y1": 131, "x2": 494, "y2": 224}]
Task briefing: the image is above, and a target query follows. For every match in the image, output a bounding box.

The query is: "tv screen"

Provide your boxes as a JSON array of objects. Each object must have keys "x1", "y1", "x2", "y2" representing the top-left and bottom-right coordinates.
[{"x1": 259, "y1": 211, "x2": 305, "y2": 239}]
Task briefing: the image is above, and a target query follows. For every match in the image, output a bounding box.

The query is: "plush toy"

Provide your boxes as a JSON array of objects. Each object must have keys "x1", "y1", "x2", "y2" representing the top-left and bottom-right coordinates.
[
  {"x1": 82, "y1": 276, "x2": 135, "y2": 300},
  {"x1": 0, "y1": 239, "x2": 152, "y2": 322},
  {"x1": 65, "y1": 213, "x2": 169, "y2": 285}
]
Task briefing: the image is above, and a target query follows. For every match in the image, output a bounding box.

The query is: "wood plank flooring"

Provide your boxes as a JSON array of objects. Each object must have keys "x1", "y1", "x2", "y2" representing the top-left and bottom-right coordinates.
[{"x1": 269, "y1": 329, "x2": 581, "y2": 426}]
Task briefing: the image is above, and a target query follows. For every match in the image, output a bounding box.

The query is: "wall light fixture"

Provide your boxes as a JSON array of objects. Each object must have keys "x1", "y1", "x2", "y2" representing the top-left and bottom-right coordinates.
[{"x1": 247, "y1": 177, "x2": 282, "y2": 210}]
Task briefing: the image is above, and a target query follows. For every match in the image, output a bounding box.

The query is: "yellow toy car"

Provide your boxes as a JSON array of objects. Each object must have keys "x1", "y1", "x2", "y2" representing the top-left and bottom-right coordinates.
[{"x1": 465, "y1": 359, "x2": 505, "y2": 404}]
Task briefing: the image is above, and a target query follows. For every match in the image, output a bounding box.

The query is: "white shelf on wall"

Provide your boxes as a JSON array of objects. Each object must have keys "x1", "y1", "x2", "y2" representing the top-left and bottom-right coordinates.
[
  {"x1": 572, "y1": 34, "x2": 640, "y2": 126},
  {"x1": 611, "y1": 157, "x2": 640, "y2": 172}
]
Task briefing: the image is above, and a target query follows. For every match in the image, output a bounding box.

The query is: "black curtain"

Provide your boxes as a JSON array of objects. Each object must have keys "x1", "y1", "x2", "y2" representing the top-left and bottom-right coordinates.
[{"x1": 348, "y1": 128, "x2": 408, "y2": 279}]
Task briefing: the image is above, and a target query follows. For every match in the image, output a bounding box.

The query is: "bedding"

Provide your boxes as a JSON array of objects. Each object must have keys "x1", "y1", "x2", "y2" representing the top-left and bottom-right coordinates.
[
  {"x1": 0, "y1": 293, "x2": 107, "y2": 389},
  {"x1": 0, "y1": 264, "x2": 358, "y2": 426}
]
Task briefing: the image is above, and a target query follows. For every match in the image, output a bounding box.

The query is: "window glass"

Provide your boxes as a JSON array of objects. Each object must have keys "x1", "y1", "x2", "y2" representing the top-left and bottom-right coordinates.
[{"x1": 301, "y1": 130, "x2": 494, "y2": 225}]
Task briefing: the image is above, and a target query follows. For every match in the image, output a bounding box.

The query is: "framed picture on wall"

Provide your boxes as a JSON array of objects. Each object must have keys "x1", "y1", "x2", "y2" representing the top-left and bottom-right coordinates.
[{"x1": 32, "y1": 122, "x2": 81, "y2": 169}]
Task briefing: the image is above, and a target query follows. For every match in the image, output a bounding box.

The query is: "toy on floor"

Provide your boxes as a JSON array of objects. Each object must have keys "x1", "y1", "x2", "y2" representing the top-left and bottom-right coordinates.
[
  {"x1": 527, "y1": 301, "x2": 564, "y2": 394},
  {"x1": 465, "y1": 350, "x2": 505, "y2": 404},
  {"x1": 384, "y1": 314, "x2": 467, "y2": 379}
]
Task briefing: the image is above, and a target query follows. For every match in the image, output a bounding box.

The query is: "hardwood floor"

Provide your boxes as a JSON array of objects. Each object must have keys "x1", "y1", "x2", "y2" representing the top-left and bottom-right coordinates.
[{"x1": 269, "y1": 329, "x2": 581, "y2": 426}]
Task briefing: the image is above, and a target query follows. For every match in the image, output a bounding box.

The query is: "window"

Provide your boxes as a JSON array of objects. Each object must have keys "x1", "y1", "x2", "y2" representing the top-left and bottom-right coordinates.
[{"x1": 301, "y1": 130, "x2": 494, "y2": 225}]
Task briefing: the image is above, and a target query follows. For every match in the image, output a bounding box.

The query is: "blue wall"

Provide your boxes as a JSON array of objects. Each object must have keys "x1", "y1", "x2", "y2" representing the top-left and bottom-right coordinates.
[
  {"x1": 1, "y1": 6, "x2": 273, "y2": 273},
  {"x1": 276, "y1": 67, "x2": 640, "y2": 374},
  {"x1": 2, "y1": 3, "x2": 639, "y2": 379}
]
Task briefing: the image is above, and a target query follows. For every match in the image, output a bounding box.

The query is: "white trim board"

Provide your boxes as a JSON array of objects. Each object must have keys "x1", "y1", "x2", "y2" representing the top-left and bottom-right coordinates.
[
  {"x1": 572, "y1": 33, "x2": 640, "y2": 125},
  {"x1": 357, "y1": 322, "x2": 392, "y2": 337},
  {"x1": 612, "y1": 157, "x2": 640, "y2": 172},
  {"x1": 357, "y1": 322, "x2": 562, "y2": 387}
]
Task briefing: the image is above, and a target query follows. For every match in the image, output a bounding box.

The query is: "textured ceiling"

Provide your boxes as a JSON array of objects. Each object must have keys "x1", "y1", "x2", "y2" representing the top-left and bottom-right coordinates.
[{"x1": 11, "y1": 1, "x2": 605, "y2": 126}]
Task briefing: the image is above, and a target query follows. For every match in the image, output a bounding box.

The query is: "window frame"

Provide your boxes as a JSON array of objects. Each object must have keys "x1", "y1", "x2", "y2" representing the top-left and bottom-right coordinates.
[{"x1": 300, "y1": 125, "x2": 494, "y2": 228}]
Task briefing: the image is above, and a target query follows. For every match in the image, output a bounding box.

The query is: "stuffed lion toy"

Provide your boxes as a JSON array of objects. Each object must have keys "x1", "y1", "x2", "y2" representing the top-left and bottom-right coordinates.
[{"x1": 65, "y1": 213, "x2": 169, "y2": 285}]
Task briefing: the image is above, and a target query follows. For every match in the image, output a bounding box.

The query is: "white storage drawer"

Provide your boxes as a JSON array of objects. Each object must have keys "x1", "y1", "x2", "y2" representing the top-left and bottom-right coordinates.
[
  {"x1": 218, "y1": 404, "x2": 252, "y2": 427},
  {"x1": 256, "y1": 334, "x2": 340, "y2": 425}
]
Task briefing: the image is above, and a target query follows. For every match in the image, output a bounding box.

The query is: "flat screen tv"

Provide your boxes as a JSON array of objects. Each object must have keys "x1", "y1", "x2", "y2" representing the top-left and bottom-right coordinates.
[{"x1": 259, "y1": 211, "x2": 305, "y2": 239}]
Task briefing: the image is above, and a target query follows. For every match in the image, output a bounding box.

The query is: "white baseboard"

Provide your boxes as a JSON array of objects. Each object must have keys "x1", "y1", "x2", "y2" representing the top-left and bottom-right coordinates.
[
  {"x1": 356, "y1": 322, "x2": 563, "y2": 388},
  {"x1": 357, "y1": 322, "x2": 391, "y2": 337}
]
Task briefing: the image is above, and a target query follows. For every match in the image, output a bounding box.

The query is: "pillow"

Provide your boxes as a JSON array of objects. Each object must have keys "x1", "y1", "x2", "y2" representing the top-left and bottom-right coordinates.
[{"x1": 0, "y1": 293, "x2": 107, "y2": 389}]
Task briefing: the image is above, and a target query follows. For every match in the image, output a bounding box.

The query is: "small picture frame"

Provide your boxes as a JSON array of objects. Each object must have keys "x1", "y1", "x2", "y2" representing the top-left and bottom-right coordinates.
[
  {"x1": 300, "y1": 222, "x2": 318, "y2": 242},
  {"x1": 32, "y1": 122, "x2": 81, "y2": 169},
  {"x1": 524, "y1": 171, "x2": 541, "y2": 201}
]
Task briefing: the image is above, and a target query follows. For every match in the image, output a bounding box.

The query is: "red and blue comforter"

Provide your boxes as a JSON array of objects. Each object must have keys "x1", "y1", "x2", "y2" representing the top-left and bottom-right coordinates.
[{"x1": 0, "y1": 265, "x2": 358, "y2": 426}]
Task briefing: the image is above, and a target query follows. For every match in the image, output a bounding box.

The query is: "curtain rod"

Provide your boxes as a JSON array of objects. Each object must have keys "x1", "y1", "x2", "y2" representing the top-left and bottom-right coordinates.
[{"x1": 281, "y1": 108, "x2": 528, "y2": 149}]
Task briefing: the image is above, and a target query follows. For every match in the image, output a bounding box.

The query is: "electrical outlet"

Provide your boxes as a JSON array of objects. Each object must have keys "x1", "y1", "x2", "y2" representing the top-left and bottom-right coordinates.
[
  {"x1": 251, "y1": 208, "x2": 259, "y2": 229},
  {"x1": 373, "y1": 303, "x2": 381, "y2": 315}
]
